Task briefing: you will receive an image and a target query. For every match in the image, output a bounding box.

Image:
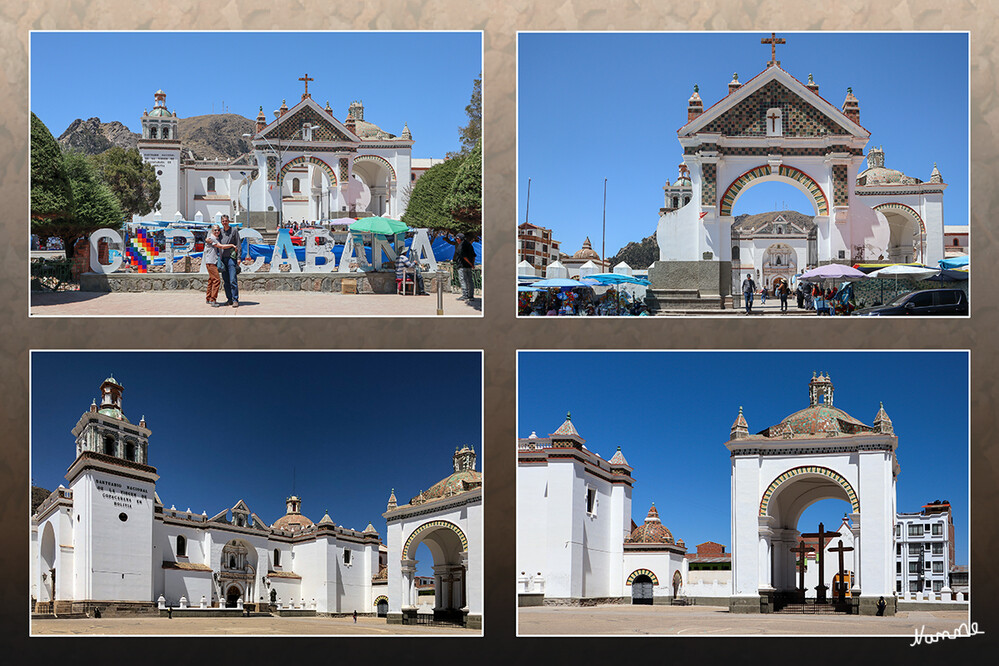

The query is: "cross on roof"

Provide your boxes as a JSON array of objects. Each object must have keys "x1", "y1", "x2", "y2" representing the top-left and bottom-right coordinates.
[
  {"x1": 299, "y1": 73, "x2": 314, "y2": 100},
  {"x1": 762, "y1": 32, "x2": 786, "y2": 67}
]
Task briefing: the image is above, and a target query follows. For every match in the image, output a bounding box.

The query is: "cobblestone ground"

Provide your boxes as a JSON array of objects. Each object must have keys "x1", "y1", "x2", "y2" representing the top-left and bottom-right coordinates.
[
  {"x1": 518, "y1": 604, "x2": 972, "y2": 637},
  {"x1": 32, "y1": 615, "x2": 477, "y2": 635},
  {"x1": 30, "y1": 291, "x2": 482, "y2": 317}
]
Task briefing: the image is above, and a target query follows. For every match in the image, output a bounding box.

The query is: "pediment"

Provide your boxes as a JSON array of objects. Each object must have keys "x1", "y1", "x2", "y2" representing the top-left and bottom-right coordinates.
[
  {"x1": 680, "y1": 67, "x2": 868, "y2": 139},
  {"x1": 260, "y1": 98, "x2": 360, "y2": 143}
]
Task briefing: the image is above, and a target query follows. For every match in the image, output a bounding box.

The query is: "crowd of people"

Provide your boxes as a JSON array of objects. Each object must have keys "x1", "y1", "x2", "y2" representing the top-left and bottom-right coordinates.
[
  {"x1": 740, "y1": 273, "x2": 855, "y2": 315},
  {"x1": 519, "y1": 287, "x2": 650, "y2": 316}
]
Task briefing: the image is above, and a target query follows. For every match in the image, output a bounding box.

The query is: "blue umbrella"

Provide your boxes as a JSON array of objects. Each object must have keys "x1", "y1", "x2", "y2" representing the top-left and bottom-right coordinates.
[
  {"x1": 517, "y1": 285, "x2": 546, "y2": 292},
  {"x1": 939, "y1": 255, "x2": 968, "y2": 270},
  {"x1": 587, "y1": 273, "x2": 651, "y2": 286}
]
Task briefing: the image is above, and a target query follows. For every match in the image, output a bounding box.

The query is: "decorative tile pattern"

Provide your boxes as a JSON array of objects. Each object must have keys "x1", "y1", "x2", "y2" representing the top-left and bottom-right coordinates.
[
  {"x1": 833, "y1": 164, "x2": 849, "y2": 206},
  {"x1": 354, "y1": 154, "x2": 397, "y2": 182},
  {"x1": 339, "y1": 157, "x2": 349, "y2": 182},
  {"x1": 759, "y1": 465, "x2": 860, "y2": 517},
  {"x1": 719, "y1": 165, "x2": 770, "y2": 215},
  {"x1": 721, "y1": 165, "x2": 829, "y2": 217},
  {"x1": 269, "y1": 105, "x2": 351, "y2": 142},
  {"x1": 872, "y1": 202, "x2": 926, "y2": 236},
  {"x1": 267, "y1": 155, "x2": 278, "y2": 181},
  {"x1": 403, "y1": 520, "x2": 468, "y2": 558},
  {"x1": 702, "y1": 163, "x2": 717, "y2": 206},
  {"x1": 626, "y1": 568, "x2": 659, "y2": 586},
  {"x1": 373, "y1": 595, "x2": 388, "y2": 606},
  {"x1": 778, "y1": 165, "x2": 829, "y2": 215},
  {"x1": 692, "y1": 146, "x2": 864, "y2": 157},
  {"x1": 698, "y1": 79, "x2": 848, "y2": 138},
  {"x1": 277, "y1": 155, "x2": 337, "y2": 187}
]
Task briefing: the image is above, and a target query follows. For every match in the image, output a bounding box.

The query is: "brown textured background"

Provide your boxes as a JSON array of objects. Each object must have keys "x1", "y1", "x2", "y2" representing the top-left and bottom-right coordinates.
[{"x1": 2, "y1": 0, "x2": 996, "y2": 657}]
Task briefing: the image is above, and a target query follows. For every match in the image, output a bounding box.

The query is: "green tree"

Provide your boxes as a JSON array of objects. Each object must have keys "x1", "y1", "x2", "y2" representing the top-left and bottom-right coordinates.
[
  {"x1": 448, "y1": 75, "x2": 481, "y2": 158},
  {"x1": 443, "y1": 138, "x2": 481, "y2": 238},
  {"x1": 30, "y1": 112, "x2": 73, "y2": 223},
  {"x1": 92, "y1": 146, "x2": 161, "y2": 217},
  {"x1": 35, "y1": 151, "x2": 124, "y2": 255},
  {"x1": 401, "y1": 154, "x2": 468, "y2": 240}
]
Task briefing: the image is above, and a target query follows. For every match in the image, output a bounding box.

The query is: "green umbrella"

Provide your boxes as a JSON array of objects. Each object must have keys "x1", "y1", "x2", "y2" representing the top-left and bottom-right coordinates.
[{"x1": 348, "y1": 216, "x2": 409, "y2": 235}]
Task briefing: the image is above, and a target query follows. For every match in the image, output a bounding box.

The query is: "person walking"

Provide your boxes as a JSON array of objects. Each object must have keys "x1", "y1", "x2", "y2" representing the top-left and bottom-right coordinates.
[
  {"x1": 217, "y1": 215, "x2": 241, "y2": 308},
  {"x1": 741, "y1": 273, "x2": 757, "y2": 314},
  {"x1": 353, "y1": 609, "x2": 357, "y2": 623},
  {"x1": 760, "y1": 285, "x2": 768, "y2": 305},
  {"x1": 796, "y1": 283, "x2": 805, "y2": 309},
  {"x1": 454, "y1": 233, "x2": 477, "y2": 301},
  {"x1": 779, "y1": 282, "x2": 789, "y2": 313}
]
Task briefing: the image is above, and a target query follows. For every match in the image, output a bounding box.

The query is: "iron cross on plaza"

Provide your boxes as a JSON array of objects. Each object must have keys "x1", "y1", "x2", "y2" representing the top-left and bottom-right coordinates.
[
  {"x1": 762, "y1": 32, "x2": 786, "y2": 67},
  {"x1": 299, "y1": 73, "x2": 314, "y2": 100},
  {"x1": 789, "y1": 541, "x2": 815, "y2": 598},
  {"x1": 829, "y1": 538, "x2": 855, "y2": 603},
  {"x1": 801, "y1": 522, "x2": 841, "y2": 603}
]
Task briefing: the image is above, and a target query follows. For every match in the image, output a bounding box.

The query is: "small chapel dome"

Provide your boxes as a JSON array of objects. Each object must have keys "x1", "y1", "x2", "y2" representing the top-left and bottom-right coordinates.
[
  {"x1": 573, "y1": 237, "x2": 600, "y2": 260},
  {"x1": 858, "y1": 147, "x2": 922, "y2": 186},
  {"x1": 416, "y1": 446, "x2": 482, "y2": 502},
  {"x1": 272, "y1": 495, "x2": 314, "y2": 531},
  {"x1": 626, "y1": 504, "x2": 675, "y2": 544}
]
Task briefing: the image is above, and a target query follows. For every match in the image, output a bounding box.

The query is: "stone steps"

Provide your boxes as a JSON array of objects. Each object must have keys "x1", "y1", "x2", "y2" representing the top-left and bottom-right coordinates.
[{"x1": 774, "y1": 603, "x2": 850, "y2": 614}]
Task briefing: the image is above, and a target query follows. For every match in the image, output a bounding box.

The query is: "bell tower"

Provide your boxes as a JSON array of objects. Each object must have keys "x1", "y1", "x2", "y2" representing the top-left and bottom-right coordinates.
[
  {"x1": 73, "y1": 375, "x2": 150, "y2": 464},
  {"x1": 138, "y1": 89, "x2": 182, "y2": 221}
]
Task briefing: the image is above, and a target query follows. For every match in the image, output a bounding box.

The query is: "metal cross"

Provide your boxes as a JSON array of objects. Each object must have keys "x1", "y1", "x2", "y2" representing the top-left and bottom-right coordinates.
[
  {"x1": 829, "y1": 539, "x2": 855, "y2": 602},
  {"x1": 299, "y1": 73, "x2": 314, "y2": 99},
  {"x1": 789, "y1": 542, "x2": 815, "y2": 595},
  {"x1": 762, "y1": 32, "x2": 786, "y2": 66},
  {"x1": 801, "y1": 522, "x2": 841, "y2": 603},
  {"x1": 768, "y1": 110, "x2": 781, "y2": 132}
]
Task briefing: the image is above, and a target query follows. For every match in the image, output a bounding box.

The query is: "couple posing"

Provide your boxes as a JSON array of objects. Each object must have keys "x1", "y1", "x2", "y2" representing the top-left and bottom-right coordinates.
[{"x1": 204, "y1": 215, "x2": 242, "y2": 308}]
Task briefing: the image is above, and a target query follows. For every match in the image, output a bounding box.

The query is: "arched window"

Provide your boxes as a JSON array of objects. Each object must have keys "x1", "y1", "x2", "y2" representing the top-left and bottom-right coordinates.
[
  {"x1": 292, "y1": 178, "x2": 301, "y2": 193},
  {"x1": 343, "y1": 549, "x2": 352, "y2": 565},
  {"x1": 177, "y1": 535, "x2": 187, "y2": 557},
  {"x1": 274, "y1": 549, "x2": 281, "y2": 567},
  {"x1": 953, "y1": 238, "x2": 959, "y2": 246},
  {"x1": 162, "y1": 127, "x2": 170, "y2": 140},
  {"x1": 124, "y1": 441, "x2": 136, "y2": 461},
  {"x1": 672, "y1": 196, "x2": 679, "y2": 208},
  {"x1": 229, "y1": 556, "x2": 236, "y2": 569},
  {"x1": 683, "y1": 196, "x2": 691, "y2": 205},
  {"x1": 104, "y1": 435, "x2": 115, "y2": 456},
  {"x1": 207, "y1": 177, "x2": 216, "y2": 192},
  {"x1": 149, "y1": 127, "x2": 158, "y2": 139},
  {"x1": 732, "y1": 246, "x2": 740, "y2": 261}
]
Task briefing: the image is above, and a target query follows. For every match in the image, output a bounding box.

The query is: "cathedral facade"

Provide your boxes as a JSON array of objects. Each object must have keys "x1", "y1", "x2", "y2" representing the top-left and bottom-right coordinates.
[
  {"x1": 137, "y1": 82, "x2": 426, "y2": 228},
  {"x1": 31, "y1": 377, "x2": 385, "y2": 616}
]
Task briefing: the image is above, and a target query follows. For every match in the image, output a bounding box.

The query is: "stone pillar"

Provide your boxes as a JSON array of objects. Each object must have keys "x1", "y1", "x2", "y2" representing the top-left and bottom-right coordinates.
[{"x1": 401, "y1": 559, "x2": 417, "y2": 609}]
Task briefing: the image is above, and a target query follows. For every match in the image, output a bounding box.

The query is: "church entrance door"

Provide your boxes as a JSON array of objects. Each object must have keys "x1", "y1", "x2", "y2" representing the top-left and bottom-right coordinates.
[
  {"x1": 377, "y1": 599, "x2": 388, "y2": 617},
  {"x1": 631, "y1": 575, "x2": 654, "y2": 605},
  {"x1": 226, "y1": 586, "x2": 241, "y2": 608}
]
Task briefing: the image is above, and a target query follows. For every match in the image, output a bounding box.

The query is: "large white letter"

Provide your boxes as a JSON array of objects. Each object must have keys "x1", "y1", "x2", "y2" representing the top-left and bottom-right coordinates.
[
  {"x1": 410, "y1": 228, "x2": 438, "y2": 271},
  {"x1": 89, "y1": 229, "x2": 124, "y2": 274},
  {"x1": 238, "y1": 227, "x2": 265, "y2": 273},
  {"x1": 163, "y1": 229, "x2": 195, "y2": 273},
  {"x1": 270, "y1": 228, "x2": 302, "y2": 273},
  {"x1": 305, "y1": 230, "x2": 337, "y2": 273}
]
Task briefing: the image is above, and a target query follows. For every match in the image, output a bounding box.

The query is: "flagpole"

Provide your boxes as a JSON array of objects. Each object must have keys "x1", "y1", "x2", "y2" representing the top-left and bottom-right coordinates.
[{"x1": 602, "y1": 178, "x2": 607, "y2": 273}]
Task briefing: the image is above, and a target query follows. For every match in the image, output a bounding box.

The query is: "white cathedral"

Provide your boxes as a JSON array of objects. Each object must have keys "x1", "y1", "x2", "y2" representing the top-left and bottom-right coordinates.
[
  {"x1": 137, "y1": 78, "x2": 435, "y2": 228},
  {"x1": 31, "y1": 376, "x2": 482, "y2": 628},
  {"x1": 651, "y1": 42, "x2": 949, "y2": 307}
]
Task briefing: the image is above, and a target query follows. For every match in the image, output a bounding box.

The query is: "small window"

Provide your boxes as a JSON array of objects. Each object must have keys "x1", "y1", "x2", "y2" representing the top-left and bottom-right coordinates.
[
  {"x1": 672, "y1": 196, "x2": 679, "y2": 208},
  {"x1": 933, "y1": 544, "x2": 943, "y2": 555},
  {"x1": 149, "y1": 127, "x2": 158, "y2": 139},
  {"x1": 909, "y1": 581, "x2": 919, "y2": 593},
  {"x1": 908, "y1": 524, "x2": 922, "y2": 537},
  {"x1": 908, "y1": 562, "x2": 919, "y2": 574},
  {"x1": 177, "y1": 535, "x2": 187, "y2": 557},
  {"x1": 933, "y1": 562, "x2": 943, "y2": 573},
  {"x1": 411, "y1": 173, "x2": 416, "y2": 181},
  {"x1": 586, "y1": 487, "x2": 597, "y2": 515},
  {"x1": 933, "y1": 580, "x2": 943, "y2": 592},
  {"x1": 124, "y1": 442, "x2": 136, "y2": 461},
  {"x1": 274, "y1": 549, "x2": 281, "y2": 567},
  {"x1": 683, "y1": 196, "x2": 690, "y2": 205},
  {"x1": 104, "y1": 435, "x2": 115, "y2": 456},
  {"x1": 932, "y1": 523, "x2": 943, "y2": 536},
  {"x1": 162, "y1": 128, "x2": 170, "y2": 139},
  {"x1": 229, "y1": 556, "x2": 236, "y2": 569},
  {"x1": 207, "y1": 176, "x2": 216, "y2": 192},
  {"x1": 732, "y1": 246, "x2": 740, "y2": 261},
  {"x1": 953, "y1": 238, "x2": 959, "y2": 246},
  {"x1": 343, "y1": 549, "x2": 352, "y2": 565},
  {"x1": 838, "y1": 250, "x2": 846, "y2": 259},
  {"x1": 292, "y1": 178, "x2": 301, "y2": 193},
  {"x1": 896, "y1": 562, "x2": 901, "y2": 573},
  {"x1": 119, "y1": 512, "x2": 128, "y2": 522}
]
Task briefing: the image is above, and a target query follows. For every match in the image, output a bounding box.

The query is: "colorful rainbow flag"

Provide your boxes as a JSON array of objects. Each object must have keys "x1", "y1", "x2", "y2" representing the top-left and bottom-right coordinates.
[{"x1": 126, "y1": 227, "x2": 158, "y2": 272}]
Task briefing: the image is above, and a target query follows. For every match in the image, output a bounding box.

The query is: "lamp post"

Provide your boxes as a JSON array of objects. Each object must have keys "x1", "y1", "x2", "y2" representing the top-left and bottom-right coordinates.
[{"x1": 601, "y1": 178, "x2": 607, "y2": 273}]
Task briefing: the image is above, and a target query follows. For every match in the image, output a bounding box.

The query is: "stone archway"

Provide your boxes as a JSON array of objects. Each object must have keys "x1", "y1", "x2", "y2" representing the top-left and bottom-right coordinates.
[
  {"x1": 720, "y1": 164, "x2": 829, "y2": 218},
  {"x1": 226, "y1": 584, "x2": 243, "y2": 608},
  {"x1": 401, "y1": 521, "x2": 468, "y2": 623},
  {"x1": 352, "y1": 156, "x2": 395, "y2": 216},
  {"x1": 873, "y1": 202, "x2": 925, "y2": 263},
  {"x1": 630, "y1": 575, "x2": 654, "y2": 605},
  {"x1": 40, "y1": 522, "x2": 57, "y2": 604}
]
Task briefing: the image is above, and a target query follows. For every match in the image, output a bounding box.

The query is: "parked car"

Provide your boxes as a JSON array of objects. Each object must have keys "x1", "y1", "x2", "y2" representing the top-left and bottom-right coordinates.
[{"x1": 855, "y1": 288, "x2": 968, "y2": 316}]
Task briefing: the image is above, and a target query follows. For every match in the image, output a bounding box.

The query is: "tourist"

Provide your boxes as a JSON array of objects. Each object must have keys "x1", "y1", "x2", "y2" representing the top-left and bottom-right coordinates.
[
  {"x1": 761, "y1": 285, "x2": 768, "y2": 305},
  {"x1": 454, "y1": 233, "x2": 477, "y2": 301},
  {"x1": 779, "y1": 282, "x2": 789, "y2": 313},
  {"x1": 204, "y1": 225, "x2": 223, "y2": 306},
  {"x1": 741, "y1": 273, "x2": 756, "y2": 314},
  {"x1": 353, "y1": 609, "x2": 357, "y2": 623},
  {"x1": 876, "y1": 596, "x2": 887, "y2": 616},
  {"x1": 217, "y1": 215, "x2": 241, "y2": 308},
  {"x1": 796, "y1": 284, "x2": 805, "y2": 309},
  {"x1": 394, "y1": 246, "x2": 428, "y2": 295}
]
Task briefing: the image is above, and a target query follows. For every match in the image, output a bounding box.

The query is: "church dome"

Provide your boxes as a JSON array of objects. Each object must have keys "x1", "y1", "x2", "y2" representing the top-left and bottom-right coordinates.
[
  {"x1": 354, "y1": 119, "x2": 396, "y2": 140},
  {"x1": 573, "y1": 237, "x2": 600, "y2": 260},
  {"x1": 626, "y1": 504, "x2": 675, "y2": 544},
  {"x1": 760, "y1": 373, "x2": 875, "y2": 438},
  {"x1": 272, "y1": 495, "x2": 313, "y2": 531},
  {"x1": 412, "y1": 445, "x2": 482, "y2": 503},
  {"x1": 857, "y1": 146, "x2": 921, "y2": 186}
]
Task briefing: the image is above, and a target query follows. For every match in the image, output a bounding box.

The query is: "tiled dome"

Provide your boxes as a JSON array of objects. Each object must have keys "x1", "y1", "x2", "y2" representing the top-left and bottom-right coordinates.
[{"x1": 626, "y1": 504, "x2": 674, "y2": 544}]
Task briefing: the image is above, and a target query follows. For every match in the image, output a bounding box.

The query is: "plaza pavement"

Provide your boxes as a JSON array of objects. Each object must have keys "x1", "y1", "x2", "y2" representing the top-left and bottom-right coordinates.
[
  {"x1": 31, "y1": 615, "x2": 476, "y2": 636},
  {"x1": 30, "y1": 291, "x2": 482, "y2": 317},
  {"x1": 518, "y1": 604, "x2": 972, "y2": 637}
]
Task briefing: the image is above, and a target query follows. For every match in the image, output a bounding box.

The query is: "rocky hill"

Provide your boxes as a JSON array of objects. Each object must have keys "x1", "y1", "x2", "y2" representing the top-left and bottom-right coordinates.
[
  {"x1": 609, "y1": 234, "x2": 659, "y2": 271},
  {"x1": 31, "y1": 485, "x2": 51, "y2": 515},
  {"x1": 58, "y1": 118, "x2": 139, "y2": 154},
  {"x1": 57, "y1": 113, "x2": 255, "y2": 162}
]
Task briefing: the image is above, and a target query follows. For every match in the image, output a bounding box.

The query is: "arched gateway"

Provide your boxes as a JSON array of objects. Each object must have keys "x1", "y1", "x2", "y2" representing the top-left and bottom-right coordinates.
[
  {"x1": 726, "y1": 373, "x2": 899, "y2": 615},
  {"x1": 651, "y1": 36, "x2": 947, "y2": 309}
]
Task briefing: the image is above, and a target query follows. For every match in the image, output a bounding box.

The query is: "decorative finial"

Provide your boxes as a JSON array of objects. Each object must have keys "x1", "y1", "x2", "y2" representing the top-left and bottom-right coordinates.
[
  {"x1": 733, "y1": 72, "x2": 738, "y2": 81},
  {"x1": 847, "y1": 87, "x2": 853, "y2": 95},
  {"x1": 693, "y1": 84, "x2": 699, "y2": 93},
  {"x1": 566, "y1": 410, "x2": 572, "y2": 420}
]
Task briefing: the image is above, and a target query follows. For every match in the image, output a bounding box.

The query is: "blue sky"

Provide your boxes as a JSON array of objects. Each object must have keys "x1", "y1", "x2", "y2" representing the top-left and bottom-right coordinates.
[
  {"x1": 31, "y1": 351, "x2": 482, "y2": 575},
  {"x1": 30, "y1": 31, "x2": 481, "y2": 159},
  {"x1": 518, "y1": 351, "x2": 970, "y2": 565},
  {"x1": 518, "y1": 32, "x2": 970, "y2": 259}
]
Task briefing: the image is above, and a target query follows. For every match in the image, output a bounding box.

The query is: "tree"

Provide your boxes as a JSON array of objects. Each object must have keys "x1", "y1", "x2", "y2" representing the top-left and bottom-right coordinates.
[
  {"x1": 401, "y1": 154, "x2": 468, "y2": 240},
  {"x1": 30, "y1": 112, "x2": 73, "y2": 223},
  {"x1": 443, "y1": 138, "x2": 481, "y2": 238},
  {"x1": 34, "y1": 151, "x2": 124, "y2": 255},
  {"x1": 448, "y1": 75, "x2": 481, "y2": 158},
  {"x1": 92, "y1": 146, "x2": 161, "y2": 217}
]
